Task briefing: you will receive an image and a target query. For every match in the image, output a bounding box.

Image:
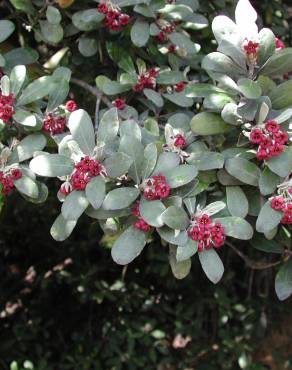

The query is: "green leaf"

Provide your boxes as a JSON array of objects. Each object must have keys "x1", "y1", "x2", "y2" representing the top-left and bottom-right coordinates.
[
  {"x1": 97, "y1": 108, "x2": 119, "y2": 143},
  {"x1": 106, "y1": 42, "x2": 136, "y2": 74},
  {"x1": 104, "y1": 152, "x2": 133, "y2": 178},
  {"x1": 29, "y1": 154, "x2": 74, "y2": 177},
  {"x1": 189, "y1": 152, "x2": 224, "y2": 171},
  {"x1": 46, "y1": 6, "x2": 62, "y2": 24},
  {"x1": 51, "y1": 214, "x2": 77, "y2": 242},
  {"x1": 72, "y1": 9, "x2": 104, "y2": 31},
  {"x1": 169, "y1": 32, "x2": 200, "y2": 56},
  {"x1": 141, "y1": 143, "x2": 157, "y2": 179},
  {"x1": 4, "y1": 47, "x2": 38, "y2": 68},
  {"x1": 261, "y1": 48, "x2": 292, "y2": 76},
  {"x1": 78, "y1": 37, "x2": 98, "y2": 57},
  {"x1": 258, "y1": 28, "x2": 276, "y2": 66},
  {"x1": 164, "y1": 164, "x2": 198, "y2": 188},
  {"x1": 68, "y1": 109, "x2": 95, "y2": 156},
  {"x1": 9, "y1": 133, "x2": 47, "y2": 163},
  {"x1": 111, "y1": 226, "x2": 147, "y2": 265},
  {"x1": 158, "y1": 4, "x2": 193, "y2": 20},
  {"x1": 225, "y1": 158, "x2": 260, "y2": 186},
  {"x1": 266, "y1": 148, "x2": 292, "y2": 177},
  {"x1": 40, "y1": 21, "x2": 63, "y2": 44},
  {"x1": 182, "y1": 13, "x2": 208, "y2": 30},
  {"x1": 13, "y1": 110, "x2": 37, "y2": 127},
  {"x1": 10, "y1": 65, "x2": 26, "y2": 97},
  {"x1": 9, "y1": 0, "x2": 35, "y2": 14},
  {"x1": 198, "y1": 249, "x2": 224, "y2": 284},
  {"x1": 191, "y1": 112, "x2": 232, "y2": 136},
  {"x1": 157, "y1": 227, "x2": 187, "y2": 245},
  {"x1": 161, "y1": 206, "x2": 189, "y2": 230},
  {"x1": 163, "y1": 92, "x2": 194, "y2": 107},
  {"x1": 17, "y1": 76, "x2": 54, "y2": 106},
  {"x1": 14, "y1": 176, "x2": 39, "y2": 198},
  {"x1": 0, "y1": 20, "x2": 15, "y2": 43},
  {"x1": 131, "y1": 19, "x2": 150, "y2": 47},
  {"x1": 270, "y1": 80, "x2": 292, "y2": 110},
  {"x1": 96, "y1": 75, "x2": 131, "y2": 95},
  {"x1": 185, "y1": 83, "x2": 226, "y2": 98},
  {"x1": 140, "y1": 199, "x2": 166, "y2": 227},
  {"x1": 215, "y1": 217, "x2": 253, "y2": 240},
  {"x1": 62, "y1": 190, "x2": 89, "y2": 221},
  {"x1": 144, "y1": 88, "x2": 164, "y2": 107},
  {"x1": 47, "y1": 78, "x2": 69, "y2": 112},
  {"x1": 169, "y1": 245, "x2": 191, "y2": 279},
  {"x1": 119, "y1": 136, "x2": 144, "y2": 183},
  {"x1": 275, "y1": 260, "x2": 292, "y2": 301},
  {"x1": 22, "y1": 181, "x2": 48, "y2": 204},
  {"x1": 156, "y1": 71, "x2": 186, "y2": 85},
  {"x1": 85, "y1": 176, "x2": 105, "y2": 209},
  {"x1": 226, "y1": 186, "x2": 248, "y2": 218},
  {"x1": 259, "y1": 167, "x2": 282, "y2": 196},
  {"x1": 176, "y1": 238, "x2": 198, "y2": 262},
  {"x1": 202, "y1": 52, "x2": 245, "y2": 78},
  {"x1": 256, "y1": 201, "x2": 282, "y2": 233},
  {"x1": 102, "y1": 187, "x2": 140, "y2": 210},
  {"x1": 237, "y1": 78, "x2": 262, "y2": 99}
]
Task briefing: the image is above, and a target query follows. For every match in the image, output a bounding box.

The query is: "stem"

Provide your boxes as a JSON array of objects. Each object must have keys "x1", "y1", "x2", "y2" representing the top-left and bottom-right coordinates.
[
  {"x1": 226, "y1": 241, "x2": 284, "y2": 270},
  {"x1": 70, "y1": 77, "x2": 112, "y2": 108},
  {"x1": 94, "y1": 96, "x2": 101, "y2": 131}
]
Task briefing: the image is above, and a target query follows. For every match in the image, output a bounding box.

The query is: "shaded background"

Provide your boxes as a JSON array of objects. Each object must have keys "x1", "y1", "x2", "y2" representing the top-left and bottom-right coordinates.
[{"x1": 0, "y1": 0, "x2": 292, "y2": 369}]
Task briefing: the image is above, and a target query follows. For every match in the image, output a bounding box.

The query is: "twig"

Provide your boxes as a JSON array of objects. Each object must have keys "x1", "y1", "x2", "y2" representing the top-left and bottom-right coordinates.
[
  {"x1": 70, "y1": 77, "x2": 112, "y2": 108},
  {"x1": 226, "y1": 241, "x2": 283, "y2": 270},
  {"x1": 95, "y1": 96, "x2": 101, "y2": 131}
]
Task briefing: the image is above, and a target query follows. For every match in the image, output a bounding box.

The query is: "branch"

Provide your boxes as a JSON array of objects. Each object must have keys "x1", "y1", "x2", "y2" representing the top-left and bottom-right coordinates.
[
  {"x1": 226, "y1": 241, "x2": 283, "y2": 270},
  {"x1": 94, "y1": 96, "x2": 101, "y2": 131},
  {"x1": 70, "y1": 77, "x2": 112, "y2": 108}
]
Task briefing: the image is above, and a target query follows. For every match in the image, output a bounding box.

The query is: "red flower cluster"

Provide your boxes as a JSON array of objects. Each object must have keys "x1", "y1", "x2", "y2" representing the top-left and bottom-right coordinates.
[
  {"x1": 112, "y1": 98, "x2": 126, "y2": 110},
  {"x1": 0, "y1": 91, "x2": 15, "y2": 123},
  {"x1": 249, "y1": 120, "x2": 288, "y2": 161},
  {"x1": 188, "y1": 214, "x2": 225, "y2": 252},
  {"x1": 97, "y1": 3, "x2": 130, "y2": 31},
  {"x1": 71, "y1": 156, "x2": 103, "y2": 191},
  {"x1": 173, "y1": 134, "x2": 187, "y2": 148},
  {"x1": 65, "y1": 100, "x2": 78, "y2": 112},
  {"x1": 155, "y1": 24, "x2": 175, "y2": 43},
  {"x1": 143, "y1": 174, "x2": 171, "y2": 201},
  {"x1": 271, "y1": 196, "x2": 292, "y2": 225},
  {"x1": 168, "y1": 44, "x2": 177, "y2": 53},
  {"x1": 275, "y1": 37, "x2": 285, "y2": 49},
  {"x1": 59, "y1": 182, "x2": 72, "y2": 196},
  {"x1": 133, "y1": 68, "x2": 159, "y2": 92},
  {"x1": 131, "y1": 201, "x2": 151, "y2": 232},
  {"x1": 0, "y1": 168, "x2": 22, "y2": 195},
  {"x1": 174, "y1": 81, "x2": 186, "y2": 93},
  {"x1": 243, "y1": 40, "x2": 259, "y2": 57},
  {"x1": 43, "y1": 114, "x2": 67, "y2": 135}
]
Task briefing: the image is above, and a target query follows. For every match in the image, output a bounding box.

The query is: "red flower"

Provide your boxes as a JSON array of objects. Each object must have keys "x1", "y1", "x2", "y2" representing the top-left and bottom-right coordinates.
[
  {"x1": 112, "y1": 98, "x2": 126, "y2": 110},
  {"x1": 65, "y1": 100, "x2": 78, "y2": 112},
  {"x1": 265, "y1": 120, "x2": 279, "y2": 133},
  {"x1": 43, "y1": 114, "x2": 66, "y2": 135},
  {"x1": 11, "y1": 168, "x2": 22, "y2": 180},
  {"x1": 97, "y1": 3, "x2": 108, "y2": 14},
  {"x1": 156, "y1": 31, "x2": 167, "y2": 43},
  {"x1": 168, "y1": 44, "x2": 177, "y2": 53},
  {"x1": 119, "y1": 13, "x2": 130, "y2": 26},
  {"x1": 250, "y1": 128, "x2": 264, "y2": 144},
  {"x1": 143, "y1": 174, "x2": 171, "y2": 201},
  {"x1": 243, "y1": 40, "x2": 259, "y2": 56},
  {"x1": 133, "y1": 218, "x2": 151, "y2": 232},
  {"x1": 174, "y1": 134, "x2": 187, "y2": 148},
  {"x1": 271, "y1": 197, "x2": 285, "y2": 211},
  {"x1": 275, "y1": 38, "x2": 285, "y2": 49},
  {"x1": 174, "y1": 81, "x2": 186, "y2": 93}
]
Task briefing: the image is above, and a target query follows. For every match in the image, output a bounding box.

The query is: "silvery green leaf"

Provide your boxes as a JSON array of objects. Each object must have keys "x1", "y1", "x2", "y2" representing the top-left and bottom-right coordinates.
[
  {"x1": 153, "y1": 152, "x2": 180, "y2": 175},
  {"x1": 176, "y1": 239, "x2": 198, "y2": 262},
  {"x1": 215, "y1": 216, "x2": 253, "y2": 239},
  {"x1": 256, "y1": 201, "x2": 282, "y2": 233},
  {"x1": 14, "y1": 176, "x2": 39, "y2": 199},
  {"x1": 102, "y1": 187, "x2": 140, "y2": 210},
  {"x1": 104, "y1": 152, "x2": 133, "y2": 178},
  {"x1": 10, "y1": 65, "x2": 26, "y2": 96},
  {"x1": 169, "y1": 245, "x2": 191, "y2": 279},
  {"x1": 275, "y1": 260, "x2": 292, "y2": 301},
  {"x1": 72, "y1": 9, "x2": 104, "y2": 31},
  {"x1": 141, "y1": 143, "x2": 157, "y2": 180},
  {"x1": 199, "y1": 249, "x2": 224, "y2": 284},
  {"x1": 130, "y1": 19, "x2": 150, "y2": 47},
  {"x1": 68, "y1": 109, "x2": 95, "y2": 156},
  {"x1": 85, "y1": 176, "x2": 105, "y2": 209},
  {"x1": 51, "y1": 214, "x2": 77, "y2": 242},
  {"x1": 140, "y1": 199, "x2": 166, "y2": 227},
  {"x1": 164, "y1": 164, "x2": 198, "y2": 188},
  {"x1": 226, "y1": 187, "x2": 248, "y2": 218},
  {"x1": 62, "y1": 190, "x2": 89, "y2": 221},
  {"x1": 111, "y1": 226, "x2": 147, "y2": 265},
  {"x1": 0, "y1": 20, "x2": 15, "y2": 43},
  {"x1": 97, "y1": 108, "x2": 119, "y2": 143},
  {"x1": 203, "y1": 201, "x2": 226, "y2": 216},
  {"x1": 30, "y1": 154, "x2": 74, "y2": 177},
  {"x1": 9, "y1": 133, "x2": 47, "y2": 163},
  {"x1": 17, "y1": 76, "x2": 54, "y2": 106},
  {"x1": 161, "y1": 205, "x2": 189, "y2": 230},
  {"x1": 225, "y1": 157, "x2": 261, "y2": 186}
]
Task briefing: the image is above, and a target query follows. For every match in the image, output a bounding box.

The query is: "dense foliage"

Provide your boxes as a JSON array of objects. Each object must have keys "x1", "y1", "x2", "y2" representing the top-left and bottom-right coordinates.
[{"x1": 0, "y1": 0, "x2": 292, "y2": 368}]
